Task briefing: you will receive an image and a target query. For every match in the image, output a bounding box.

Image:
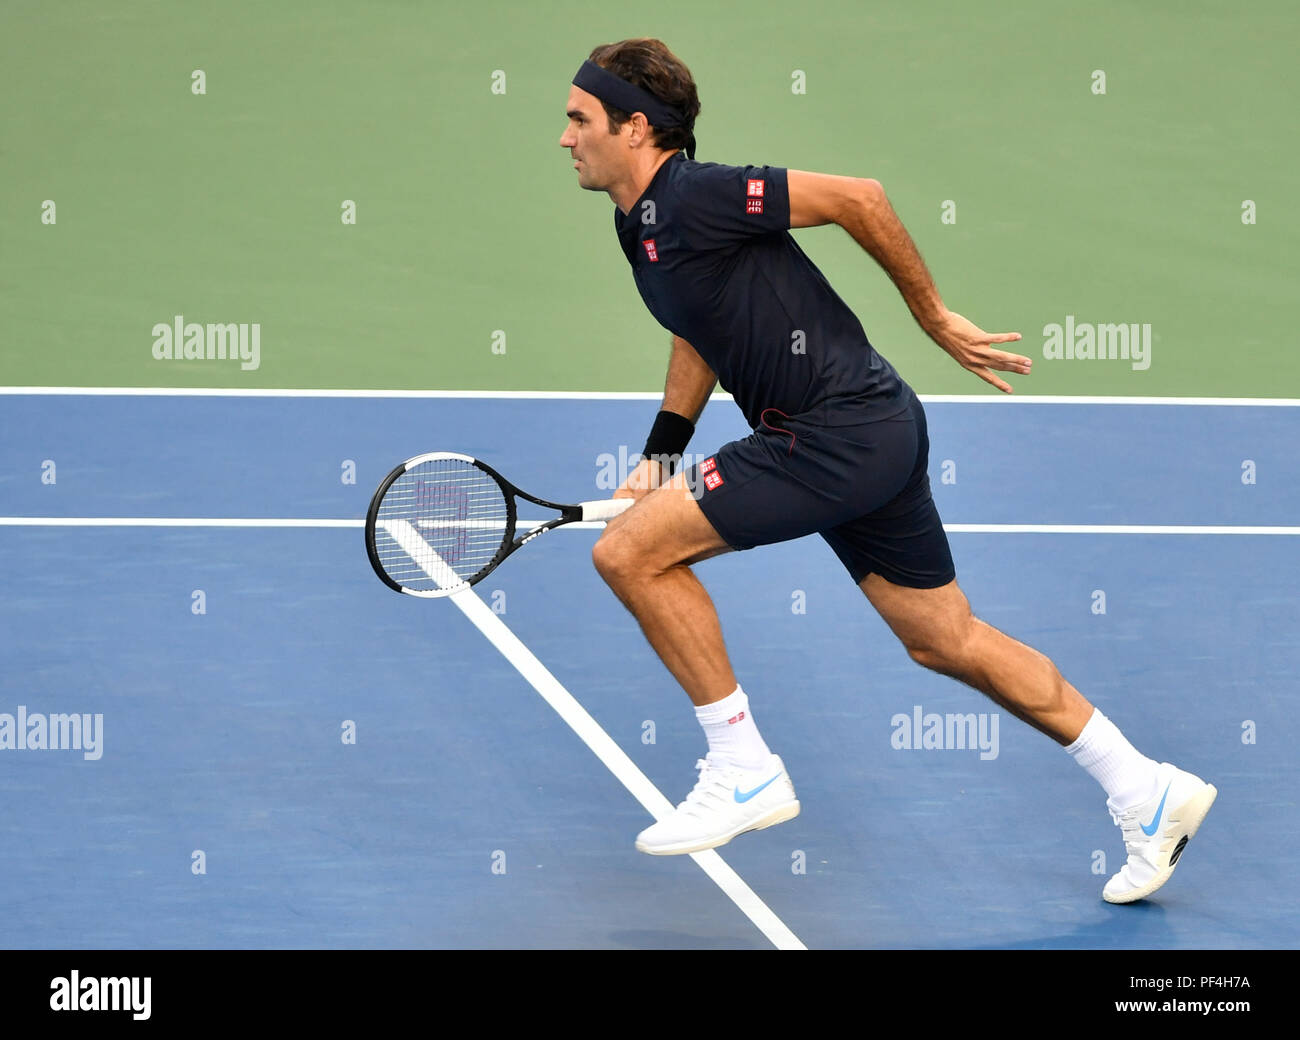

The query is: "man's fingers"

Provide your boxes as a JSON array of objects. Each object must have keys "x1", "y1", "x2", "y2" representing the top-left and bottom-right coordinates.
[
  {"x1": 948, "y1": 322, "x2": 1027, "y2": 390},
  {"x1": 991, "y1": 349, "x2": 1033, "y2": 371},
  {"x1": 963, "y1": 352, "x2": 1030, "y2": 374},
  {"x1": 972, "y1": 364, "x2": 1013, "y2": 394},
  {"x1": 988, "y1": 370, "x2": 1014, "y2": 393}
]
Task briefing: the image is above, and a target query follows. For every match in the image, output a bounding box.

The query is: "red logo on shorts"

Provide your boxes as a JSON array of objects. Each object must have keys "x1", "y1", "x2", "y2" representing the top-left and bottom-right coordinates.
[
  {"x1": 728, "y1": 711, "x2": 746, "y2": 725},
  {"x1": 643, "y1": 238, "x2": 659, "y2": 261}
]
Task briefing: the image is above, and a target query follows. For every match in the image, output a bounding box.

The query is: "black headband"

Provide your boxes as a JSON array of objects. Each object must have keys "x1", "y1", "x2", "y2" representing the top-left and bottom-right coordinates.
[{"x1": 572, "y1": 59, "x2": 695, "y2": 159}]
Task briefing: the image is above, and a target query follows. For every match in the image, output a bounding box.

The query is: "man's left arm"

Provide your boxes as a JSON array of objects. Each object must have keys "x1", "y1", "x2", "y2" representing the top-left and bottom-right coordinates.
[{"x1": 786, "y1": 170, "x2": 1033, "y2": 394}]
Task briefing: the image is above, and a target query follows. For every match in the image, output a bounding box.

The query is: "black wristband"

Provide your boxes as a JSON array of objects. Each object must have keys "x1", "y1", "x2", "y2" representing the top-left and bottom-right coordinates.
[{"x1": 642, "y1": 409, "x2": 695, "y2": 470}]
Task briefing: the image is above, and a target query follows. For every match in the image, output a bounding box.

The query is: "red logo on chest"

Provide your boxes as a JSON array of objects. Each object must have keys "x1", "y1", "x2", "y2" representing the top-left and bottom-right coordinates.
[{"x1": 643, "y1": 238, "x2": 659, "y2": 262}]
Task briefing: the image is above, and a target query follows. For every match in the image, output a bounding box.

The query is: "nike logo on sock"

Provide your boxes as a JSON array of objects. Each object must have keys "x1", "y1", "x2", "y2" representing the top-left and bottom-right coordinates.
[
  {"x1": 1141, "y1": 782, "x2": 1172, "y2": 836},
  {"x1": 734, "y1": 773, "x2": 781, "y2": 803}
]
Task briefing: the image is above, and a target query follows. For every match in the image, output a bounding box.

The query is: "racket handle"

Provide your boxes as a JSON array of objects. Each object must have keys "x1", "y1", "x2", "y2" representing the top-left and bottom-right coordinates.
[{"x1": 580, "y1": 498, "x2": 636, "y2": 523}]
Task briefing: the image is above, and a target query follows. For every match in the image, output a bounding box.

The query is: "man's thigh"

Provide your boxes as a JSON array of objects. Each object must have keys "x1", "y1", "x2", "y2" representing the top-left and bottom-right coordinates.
[{"x1": 600, "y1": 470, "x2": 733, "y2": 571}]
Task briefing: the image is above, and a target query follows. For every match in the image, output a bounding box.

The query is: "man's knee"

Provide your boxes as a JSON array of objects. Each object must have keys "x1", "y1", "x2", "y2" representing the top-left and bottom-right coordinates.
[
  {"x1": 904, "y1": 616, "x2": 978, "y2": 678},
  {"x1": 591, "y1": 531, "x2": 621, "y2": 584},
  {"x1": 592, "y1": 527, "x2": 641, "y2": 589}
]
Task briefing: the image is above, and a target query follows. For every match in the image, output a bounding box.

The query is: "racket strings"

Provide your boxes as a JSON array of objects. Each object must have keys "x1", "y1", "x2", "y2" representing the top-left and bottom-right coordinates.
[{"x1": 373, "y1": 459, "x2": 509, "y2": 591}]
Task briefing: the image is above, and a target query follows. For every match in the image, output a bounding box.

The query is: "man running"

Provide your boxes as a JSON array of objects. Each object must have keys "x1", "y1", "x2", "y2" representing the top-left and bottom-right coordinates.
[{"x1": 561, "y1": 38, "x2": 1216, "y2": 903}]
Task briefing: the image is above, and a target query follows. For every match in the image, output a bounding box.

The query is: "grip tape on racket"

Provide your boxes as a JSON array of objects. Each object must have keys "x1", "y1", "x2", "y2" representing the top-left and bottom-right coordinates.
[{"x1": 580, "y1": 498, "x2": 636, "y2": 523}]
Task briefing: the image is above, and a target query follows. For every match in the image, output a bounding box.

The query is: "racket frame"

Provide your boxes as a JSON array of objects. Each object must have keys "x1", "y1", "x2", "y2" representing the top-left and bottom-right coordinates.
[{"x1": 365, "y1": 451, "x2": 587, "y2": 597}]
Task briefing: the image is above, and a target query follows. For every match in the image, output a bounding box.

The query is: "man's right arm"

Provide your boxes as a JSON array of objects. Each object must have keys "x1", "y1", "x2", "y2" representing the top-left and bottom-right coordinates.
[{"x1": 616, "y1": 335, "x2": 716, "y2": 500}]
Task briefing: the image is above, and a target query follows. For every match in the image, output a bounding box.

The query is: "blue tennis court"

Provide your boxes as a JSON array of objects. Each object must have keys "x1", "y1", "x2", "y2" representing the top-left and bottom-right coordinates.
[{"x1": 1, "y1": 391, "x2": 1296, "y2": 949}]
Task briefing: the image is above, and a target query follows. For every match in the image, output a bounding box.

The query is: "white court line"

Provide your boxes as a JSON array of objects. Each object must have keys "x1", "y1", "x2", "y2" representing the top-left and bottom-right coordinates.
[
  {"x1": 0, "y1": 517, "x2": 366, "y2": 528},
  {"x1": 919, "y1": 395, "x2": 1300, "y2": 406},
  {"x1": 1, "y1": 387, "x2": 677, "y2": 400},
  {"x1": 3, "y1": 517, "x2": 1299, "y2": 535},
  {"x1": 380, "y1": 519, "x2": 805, "y2": 951},
  {"x1": 944, "y1": 524, "x2": 1300, "y2": 536},
  {"x1": 0, "y1": 517, "x2": 609, "y2": 530},
  {"x1": 3, "y1": 387, "x2": 1300, "y2": 406}
]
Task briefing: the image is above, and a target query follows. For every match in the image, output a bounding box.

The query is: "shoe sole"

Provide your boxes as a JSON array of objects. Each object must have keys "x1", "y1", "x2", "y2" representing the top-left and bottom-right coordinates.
[
  {"x1": 635, "y1": 799, "x2": 801, "y2": 856},
  {"x1": 1103, "y1": 783, "x2": 1218, "y2": 904}
]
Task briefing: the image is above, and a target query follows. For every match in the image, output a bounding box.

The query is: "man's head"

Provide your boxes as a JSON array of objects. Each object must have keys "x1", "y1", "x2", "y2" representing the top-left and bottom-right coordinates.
[{"x1": 560, "y1": 38, "x2": 701, "y2": 196}]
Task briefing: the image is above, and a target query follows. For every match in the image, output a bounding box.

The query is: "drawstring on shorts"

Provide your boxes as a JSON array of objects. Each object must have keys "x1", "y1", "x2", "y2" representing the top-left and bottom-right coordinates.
[{"x1": 760, "y1": 408, "x2": 797, "y2": 456}]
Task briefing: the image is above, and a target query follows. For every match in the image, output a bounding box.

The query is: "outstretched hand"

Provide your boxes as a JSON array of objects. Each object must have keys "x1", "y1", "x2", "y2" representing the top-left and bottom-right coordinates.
[{"x1": 927, "y1": 310, "x2": 1031, "y2": 393}]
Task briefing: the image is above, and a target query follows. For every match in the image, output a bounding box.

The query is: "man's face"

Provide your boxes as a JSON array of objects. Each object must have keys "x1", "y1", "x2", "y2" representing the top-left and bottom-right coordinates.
[{"x1": 560, "y1": 85, "x2": 624, "y2": 192}]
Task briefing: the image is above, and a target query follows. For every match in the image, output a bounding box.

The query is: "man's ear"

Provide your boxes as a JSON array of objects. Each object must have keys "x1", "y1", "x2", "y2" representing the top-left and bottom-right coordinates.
[{"x1": 627, "y1": 111, "x2": 651, "y2": 147}]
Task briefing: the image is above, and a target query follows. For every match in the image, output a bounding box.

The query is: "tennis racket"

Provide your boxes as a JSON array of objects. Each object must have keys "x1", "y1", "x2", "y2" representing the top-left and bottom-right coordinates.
[{"x1": 365, "y1": 451, "x2": 634, "y2": 597}]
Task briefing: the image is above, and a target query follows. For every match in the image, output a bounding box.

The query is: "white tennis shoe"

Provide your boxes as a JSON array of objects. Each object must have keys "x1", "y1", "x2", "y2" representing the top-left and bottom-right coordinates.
[
  {"x1": 636, "y1": 752, "x2": 800, "y2": 856},
  {"x1": 1103, "y1": 761, "x2": 1218, "y2": 904}
]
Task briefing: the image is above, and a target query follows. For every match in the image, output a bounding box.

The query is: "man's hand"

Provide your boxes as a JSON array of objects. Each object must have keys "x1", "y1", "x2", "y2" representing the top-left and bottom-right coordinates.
[
  {"x1": 926, "y1": 309, "x2": 1032, "y2": 393},
  {"x1": 614, "y1": 457, "x2": 666, "y2": 501}
]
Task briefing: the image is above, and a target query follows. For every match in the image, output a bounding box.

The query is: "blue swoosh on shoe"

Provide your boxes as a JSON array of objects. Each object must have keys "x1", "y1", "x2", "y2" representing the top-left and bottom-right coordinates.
[
  {"x1": 734, "y1": 774, "x2": 782, "y2": 803},
  {"x1": 1141, "y1": 782, "x2": 1172, "y2": 836}
]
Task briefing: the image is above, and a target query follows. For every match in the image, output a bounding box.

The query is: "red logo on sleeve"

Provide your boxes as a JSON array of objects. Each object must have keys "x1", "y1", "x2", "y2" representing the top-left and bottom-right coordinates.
[
  {"x1": 746, "y1": 198, "x2": 763, "y2": 214},
  {"x1": 746, "y1": 179, "x2": 765, "y2": 197},
  {"x1": 704, "y1": 470, "x2": 723, "y2": 490},
  {"x1": 699, "y1": 457, "x2": 717, "y2": 474},
  {"x1": 745, "y1": 178, "x2": 765, "y2": 214},
  {"x1": 643, "y1": 239, "x2": 659, "y2": 262}
]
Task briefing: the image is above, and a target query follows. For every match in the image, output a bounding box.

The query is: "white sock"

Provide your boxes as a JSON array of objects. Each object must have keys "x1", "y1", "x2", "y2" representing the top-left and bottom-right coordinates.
[
  {"x1": 1064, "y1": 709, "x2": 1161, "y2": 809},
  {"x1": 695, "y1": 686, "x2": 771, "y2": 770}
]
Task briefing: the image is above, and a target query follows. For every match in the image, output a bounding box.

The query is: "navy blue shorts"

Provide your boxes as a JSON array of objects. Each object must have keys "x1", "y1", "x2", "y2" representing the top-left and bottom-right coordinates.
[{"x1": 687, "y1": 390, "x2": 955, "y2": 589}]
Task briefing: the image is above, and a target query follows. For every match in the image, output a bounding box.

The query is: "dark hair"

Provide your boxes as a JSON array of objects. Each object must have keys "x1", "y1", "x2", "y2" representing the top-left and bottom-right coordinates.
[{"x1": 587, "y1": 38, "x2": 700, "y2": 155}]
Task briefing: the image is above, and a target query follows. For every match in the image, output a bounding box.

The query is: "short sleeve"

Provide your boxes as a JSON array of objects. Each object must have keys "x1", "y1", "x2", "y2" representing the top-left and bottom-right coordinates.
[{"x1": 676, "y1": 163, "x2": 790, "y2": 247}]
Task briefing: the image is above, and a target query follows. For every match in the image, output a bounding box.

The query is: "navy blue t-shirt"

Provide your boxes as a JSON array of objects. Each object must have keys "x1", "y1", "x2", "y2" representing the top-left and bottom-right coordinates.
[{"x1": 615, "y1": 150, "x2": 910, "y2": 430}]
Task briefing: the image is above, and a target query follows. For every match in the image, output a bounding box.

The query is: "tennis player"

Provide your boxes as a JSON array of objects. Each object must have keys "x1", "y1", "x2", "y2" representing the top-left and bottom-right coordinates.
[{"x1": 562, "y1": 38, "x2": 1216, "y2": 903}]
